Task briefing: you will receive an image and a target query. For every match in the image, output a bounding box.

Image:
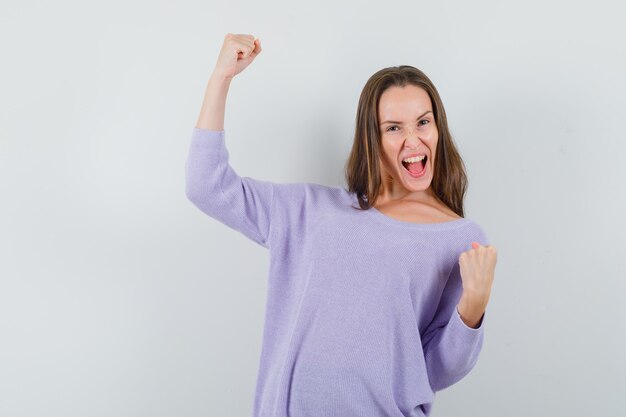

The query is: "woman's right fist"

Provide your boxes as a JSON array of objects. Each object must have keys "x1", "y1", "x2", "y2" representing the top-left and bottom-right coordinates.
[{"x1": 213, "y1": 33, "x2": 262, "y2": 80}]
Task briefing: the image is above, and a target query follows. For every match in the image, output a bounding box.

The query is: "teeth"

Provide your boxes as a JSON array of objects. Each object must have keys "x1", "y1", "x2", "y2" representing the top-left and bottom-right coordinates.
[{"x1": 402, "y1": 155, "x2": 426, "y2": 163}]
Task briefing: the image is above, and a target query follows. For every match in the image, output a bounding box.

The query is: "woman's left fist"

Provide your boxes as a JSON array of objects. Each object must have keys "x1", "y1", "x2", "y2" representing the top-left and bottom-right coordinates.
[{"x1": 458, "y1": 242, "x2": 498, "y2": 303}]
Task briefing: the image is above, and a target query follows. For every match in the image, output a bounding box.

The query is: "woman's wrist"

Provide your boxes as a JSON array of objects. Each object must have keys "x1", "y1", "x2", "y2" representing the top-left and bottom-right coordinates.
[{"x1": 196, "y1": 74, "x2": 232, "y2": 130}]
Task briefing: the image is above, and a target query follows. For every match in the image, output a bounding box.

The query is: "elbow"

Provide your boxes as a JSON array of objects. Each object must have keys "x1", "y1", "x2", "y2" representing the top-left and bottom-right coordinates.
[
  {"x1": 185, "y1": 182, "x2": 199, "y2": 202},
  {"x1": 424, "y1": 347, "x2": 482, "y2": 392},
  {"x1": 427, "y1": 360, "x2": 473, "y2": 392},
  {"x1": 184, "y1": 161, "x2": 225, "y2": 204},
  {"x1": 184, "y1": 170, "x2": 219, "y2": 204},
  {"x1": 185, "y1": 177, "x2": 212, "y2": 207}
]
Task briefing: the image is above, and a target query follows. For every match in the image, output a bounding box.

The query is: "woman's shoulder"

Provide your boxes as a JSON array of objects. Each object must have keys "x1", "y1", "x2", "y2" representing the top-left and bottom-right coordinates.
[
  {"x1": 271, "y1": 181, "x2": 347, "y2": 196},
  {"x1": 456, "y1": 217, "x2": 490, "y2": 246},
  {"x1": 270, "y1": 181, "x2": 354, "y2": 210}
]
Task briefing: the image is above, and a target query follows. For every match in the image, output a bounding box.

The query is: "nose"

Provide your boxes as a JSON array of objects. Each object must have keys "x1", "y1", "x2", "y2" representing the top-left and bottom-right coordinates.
[{"x1": 404, "y1": 128, "x2": 423, "y2": 148}]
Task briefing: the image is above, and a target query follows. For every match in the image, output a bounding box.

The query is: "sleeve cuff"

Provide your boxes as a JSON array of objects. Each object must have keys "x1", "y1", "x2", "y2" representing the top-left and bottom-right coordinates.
[
  {"x1": 453, "y1": 305, "x2": 485, "y2": 334},
  {"x1": 191, "y1": 127, "x2": 225, "y2": 147}
]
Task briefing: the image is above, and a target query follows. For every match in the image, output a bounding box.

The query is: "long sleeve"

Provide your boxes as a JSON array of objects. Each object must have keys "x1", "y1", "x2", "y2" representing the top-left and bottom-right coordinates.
[
  {"x1": 421, "y1": 262, "x2": 485, "y2": 392},
  {"x1": 185, "y1": 127, "x2": 275, "y2": 249},
  {"x1": 420, "y1": 226, "x2": 490, "y2": 392}
]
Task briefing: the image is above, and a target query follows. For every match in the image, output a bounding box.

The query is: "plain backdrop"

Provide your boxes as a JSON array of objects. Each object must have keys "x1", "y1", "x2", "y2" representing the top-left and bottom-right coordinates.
[{"x1": 1, "y1": 0, "x2": 625, "y2": 416}]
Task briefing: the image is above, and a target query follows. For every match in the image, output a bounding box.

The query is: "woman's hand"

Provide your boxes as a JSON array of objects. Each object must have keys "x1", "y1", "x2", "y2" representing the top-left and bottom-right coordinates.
[
  {"x1": 212, "y1": 33, "x2": 262, "y2": 81},
  {"x1": 459, "y1": 242, "x2": 497, "y2": 301},
  {"x1": 456, "y1": 242, "x2": 498, "y2": 327}
]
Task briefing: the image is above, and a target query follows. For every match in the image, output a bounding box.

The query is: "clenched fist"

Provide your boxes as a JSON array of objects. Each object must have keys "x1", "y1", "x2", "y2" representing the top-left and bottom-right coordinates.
[
  {"x1": 213, "y1": 33, "x2": 262, "y2": 80},
  {"x1": 460, "y1": 242, "x2": 497, "y2": 299},
  {"x1": 456, "y1": 242, "x2": 498, "y2": 328}
]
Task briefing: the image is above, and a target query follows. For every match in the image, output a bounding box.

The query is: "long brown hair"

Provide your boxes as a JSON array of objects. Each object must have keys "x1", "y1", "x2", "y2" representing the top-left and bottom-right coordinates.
[{"x1": 344, "y1": 65, "x2": 468, "y2": 217}]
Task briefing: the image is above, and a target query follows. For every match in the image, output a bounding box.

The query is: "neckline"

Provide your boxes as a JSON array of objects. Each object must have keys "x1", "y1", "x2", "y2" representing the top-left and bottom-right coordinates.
[
  {"x1": 345, "y1": 190, "x2": 471, "y2": 230},
  {"x1": 367, "y1": 205, "x2": 470, "y2": 229}
]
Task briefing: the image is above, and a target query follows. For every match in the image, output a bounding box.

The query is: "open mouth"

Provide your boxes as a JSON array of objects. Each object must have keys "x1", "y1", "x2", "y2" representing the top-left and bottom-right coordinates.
[{"x1": 402, "y1": 155, "x2": 427, "y2": 175}]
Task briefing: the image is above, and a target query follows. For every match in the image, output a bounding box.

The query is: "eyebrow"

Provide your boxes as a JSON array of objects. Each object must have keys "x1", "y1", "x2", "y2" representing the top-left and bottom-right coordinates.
[{"x1": 380, "y1": 110, "x2": 433, "y2": 126}]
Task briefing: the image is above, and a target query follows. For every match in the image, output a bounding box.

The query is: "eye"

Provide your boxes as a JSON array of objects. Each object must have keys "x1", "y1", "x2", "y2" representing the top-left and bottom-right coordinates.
[
  {"x1": 386, "y1": 125, "x2": 399, "y2": 132},
  {"x1": 419, "y1": 119, "x2": 430, "y2": 126}
]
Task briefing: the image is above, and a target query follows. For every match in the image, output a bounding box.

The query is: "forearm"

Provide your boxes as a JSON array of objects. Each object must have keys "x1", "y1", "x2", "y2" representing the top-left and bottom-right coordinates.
[
  {"x1": 457, "y1": 293, "x2": 487, "y2": 329},
  {"x1": 196, "y1": 73, "x2": 232, "y2": 130},
  {"x1": 423, "y1": 293, "x2": 485, "y2": 391}
]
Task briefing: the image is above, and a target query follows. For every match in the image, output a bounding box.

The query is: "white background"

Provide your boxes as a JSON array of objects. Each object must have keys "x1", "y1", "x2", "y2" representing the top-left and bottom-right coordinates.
[{"x1": 1, "y1": 0, "x2": 625, "y2": 416}]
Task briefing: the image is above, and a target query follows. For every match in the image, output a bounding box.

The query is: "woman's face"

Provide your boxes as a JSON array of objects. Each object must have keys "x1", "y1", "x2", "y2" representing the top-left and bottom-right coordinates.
[{"x1": 377, "y1": 84, "x2": 438, "y2": 198}]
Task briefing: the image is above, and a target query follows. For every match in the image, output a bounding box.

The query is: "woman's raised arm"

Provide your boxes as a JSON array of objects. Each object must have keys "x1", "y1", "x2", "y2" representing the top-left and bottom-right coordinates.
[
  {"x1": 196, "y1": 33, "x2": 261, "y2": 130},
  {"x1": 186, "y1": 34, "x2": 279, "y2": 248}
]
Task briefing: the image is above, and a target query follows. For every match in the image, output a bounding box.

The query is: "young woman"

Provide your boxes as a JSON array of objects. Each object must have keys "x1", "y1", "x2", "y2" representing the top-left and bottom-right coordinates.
[{"x1": 185, "y1": 33, "x2": 498, "y2": 417}]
